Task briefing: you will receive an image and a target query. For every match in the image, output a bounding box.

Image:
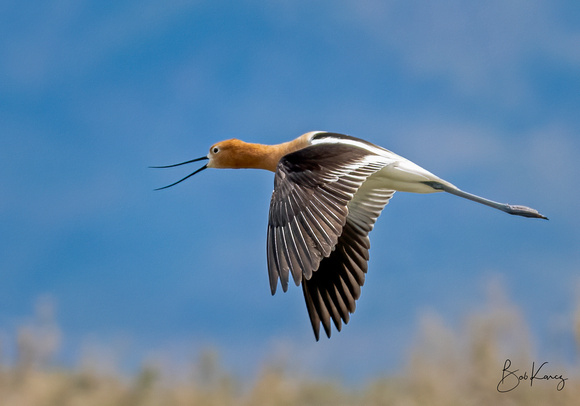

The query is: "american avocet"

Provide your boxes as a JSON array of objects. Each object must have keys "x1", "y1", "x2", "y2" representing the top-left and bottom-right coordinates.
[{"x1": 153, "y1": 131, "x2": 547, "y2": 340}]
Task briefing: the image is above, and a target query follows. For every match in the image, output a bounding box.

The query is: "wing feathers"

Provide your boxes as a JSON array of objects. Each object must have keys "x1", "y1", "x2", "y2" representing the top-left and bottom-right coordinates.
[{"x1": 267, "y1": 142, "x2": 395, "y2": 339}]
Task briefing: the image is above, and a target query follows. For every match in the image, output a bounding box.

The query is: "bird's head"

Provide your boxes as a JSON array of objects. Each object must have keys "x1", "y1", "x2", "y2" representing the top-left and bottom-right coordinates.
[
  {"x1": 151, "y1": 138, "x2": 271, "y2": 190},
  {"x1": 206, "y1": 138, "x2": 254, "y2": 169}
]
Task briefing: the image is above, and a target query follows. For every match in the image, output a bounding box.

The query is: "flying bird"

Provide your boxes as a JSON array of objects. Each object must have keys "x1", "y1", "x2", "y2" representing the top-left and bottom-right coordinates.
[{"x1": 152, "y1": 131, "x2": 547, "y2": 340}]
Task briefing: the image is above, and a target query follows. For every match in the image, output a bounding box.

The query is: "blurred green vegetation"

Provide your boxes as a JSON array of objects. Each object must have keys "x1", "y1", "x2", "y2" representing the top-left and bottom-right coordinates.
[{"x1": 1, "y1": 284, "x2": 578, "y2": 406}]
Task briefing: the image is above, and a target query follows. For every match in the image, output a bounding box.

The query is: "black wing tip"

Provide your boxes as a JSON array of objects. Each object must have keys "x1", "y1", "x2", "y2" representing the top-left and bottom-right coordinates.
[{"x1": 314, "y1": 319, "x2": 346, "y2": 340}]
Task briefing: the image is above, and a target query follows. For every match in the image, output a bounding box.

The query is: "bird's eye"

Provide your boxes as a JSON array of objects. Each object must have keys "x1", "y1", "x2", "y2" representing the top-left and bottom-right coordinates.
[{"x1": 212, "y1": 146, "x2": 220, "y2": 154}]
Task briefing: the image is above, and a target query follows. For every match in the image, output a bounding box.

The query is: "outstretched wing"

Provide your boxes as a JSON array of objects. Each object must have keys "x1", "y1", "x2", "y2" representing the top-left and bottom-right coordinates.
[
  {"x1": 267, "y1": 143, "x2": 394, "y2": 338},
  {"x1": 302, "y1": 179, "x2": 395, "y2": 339}
]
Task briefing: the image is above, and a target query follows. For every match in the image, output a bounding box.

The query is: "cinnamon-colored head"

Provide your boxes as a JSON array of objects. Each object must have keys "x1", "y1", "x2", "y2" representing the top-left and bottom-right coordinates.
[
  {"x1": 206, "y1": 138, "x2": 300, "y2": 171},
  {"x1": 152, "y1": 133, "x2": 314, "y2": 189},
  {"x1": 206, "y1": 139, "x2": 263, "y2": 169}
]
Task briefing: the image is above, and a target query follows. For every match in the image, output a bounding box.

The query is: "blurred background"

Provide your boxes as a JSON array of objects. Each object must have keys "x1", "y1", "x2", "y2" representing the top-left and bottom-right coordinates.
[{"x1": 1, "y1": 0, "x2": 579, "y2": 402}]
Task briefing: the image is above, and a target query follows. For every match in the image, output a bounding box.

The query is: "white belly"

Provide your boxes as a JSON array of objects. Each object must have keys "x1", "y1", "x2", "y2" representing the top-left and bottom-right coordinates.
[{"x1": 373, "y1": 158, "x2": 455, "y2": 194}]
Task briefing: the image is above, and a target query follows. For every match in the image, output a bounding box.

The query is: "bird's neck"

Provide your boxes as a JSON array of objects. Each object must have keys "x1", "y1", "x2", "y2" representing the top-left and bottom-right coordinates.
[{"x1": 239, "y1": 133, "x2": 312, "y2": 172}]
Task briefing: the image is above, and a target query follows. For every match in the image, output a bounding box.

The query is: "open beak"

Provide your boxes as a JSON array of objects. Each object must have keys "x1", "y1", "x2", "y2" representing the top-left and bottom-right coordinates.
[{"x1": 150, "y1": 156, "x2": 209, "y2": 190}]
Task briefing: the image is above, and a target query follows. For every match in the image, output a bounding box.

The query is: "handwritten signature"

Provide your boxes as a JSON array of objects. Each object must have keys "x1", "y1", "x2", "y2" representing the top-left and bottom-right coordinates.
[{"x1": 497, "y1": 359, "x2": 568, "y2": 392}]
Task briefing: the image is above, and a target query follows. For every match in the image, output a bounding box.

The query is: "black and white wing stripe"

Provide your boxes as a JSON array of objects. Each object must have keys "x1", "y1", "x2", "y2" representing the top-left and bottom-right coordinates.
[
  {"x1": 302, "y1": 179, "x2": 395, "y2": 339},
  {"x1": 267, "y1": 142, "x2": 395, "y2": 339}
]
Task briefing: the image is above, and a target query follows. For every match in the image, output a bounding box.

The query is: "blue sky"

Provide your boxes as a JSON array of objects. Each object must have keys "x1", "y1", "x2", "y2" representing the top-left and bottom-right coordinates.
[{"x1": 1, "y1": 0, "x2": 579, "y2": 380}]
